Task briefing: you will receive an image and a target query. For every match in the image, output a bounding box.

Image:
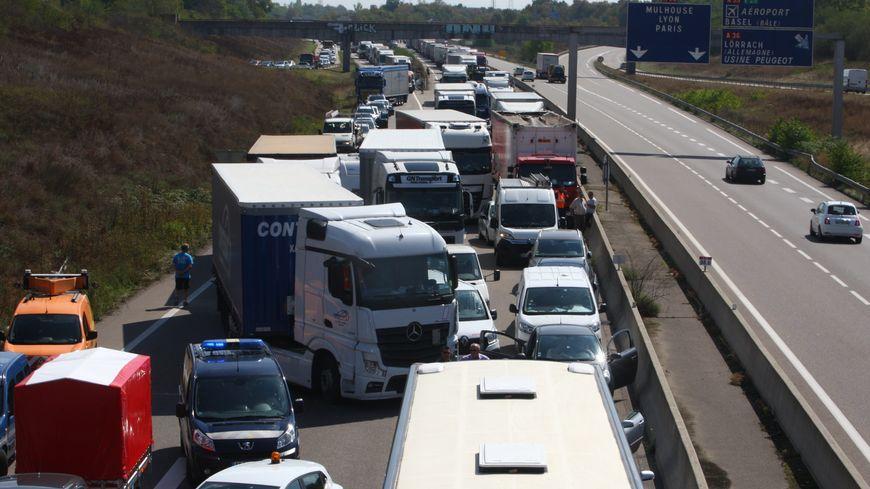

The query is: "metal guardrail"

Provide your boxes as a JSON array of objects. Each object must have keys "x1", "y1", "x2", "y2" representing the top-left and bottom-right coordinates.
[
  {"x1": 632, "y1": 69, "x2": 832, "y2": 91},
  {"x1": 596, "y1": 61, "x2": 869, "y2": 205}
]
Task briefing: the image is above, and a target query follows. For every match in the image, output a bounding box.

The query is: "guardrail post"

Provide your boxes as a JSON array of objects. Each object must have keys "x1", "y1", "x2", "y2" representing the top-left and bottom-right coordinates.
[
  {"x1": 567, "y1": 32, "x2": 578, "y2": 121},
  {"x1": 832, "y1": 39, "x2": 845, "y2": 138}
]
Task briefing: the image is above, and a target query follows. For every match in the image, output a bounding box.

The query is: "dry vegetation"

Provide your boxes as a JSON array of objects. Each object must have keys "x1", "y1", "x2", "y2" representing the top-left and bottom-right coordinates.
[{"x1": 0, "y1": 22, "x2": 354, "y2": 321}]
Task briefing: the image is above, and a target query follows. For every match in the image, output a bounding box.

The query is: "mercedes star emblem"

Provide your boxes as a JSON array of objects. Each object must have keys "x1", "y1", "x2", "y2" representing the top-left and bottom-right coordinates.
[{"x1": 406, "y1": 322, "x2": 423, "y2": 342}]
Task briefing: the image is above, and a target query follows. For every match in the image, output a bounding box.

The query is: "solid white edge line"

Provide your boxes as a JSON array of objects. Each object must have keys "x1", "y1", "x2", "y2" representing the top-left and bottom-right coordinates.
[
  {"x1": 706, "y1": 127, "x2": 753, "y2": 153},
  {"x1": 668, "y1": 106, "x2": 695, "y2": 122},
  {"x1": 412, "y1": 91, "x2": 423, "y2": 110},
  {"x1": 573, "y1": 100, "x2": 870, "y2": 463},
  {"x1": 154, "y1": 458, "x2": 186, "y2": 489},
  {"x1": 831, "y1": 275, "x2": 848, "y2": 288},
  {"x1": 124, "y1": 279, "x2": 214, "y2": 352},
  {"x1": 851, "y1": 291, "x2": 870, "y2": 306},
  {"x1": 637, "y1": 90, "x2": 663, "y2": 105}
]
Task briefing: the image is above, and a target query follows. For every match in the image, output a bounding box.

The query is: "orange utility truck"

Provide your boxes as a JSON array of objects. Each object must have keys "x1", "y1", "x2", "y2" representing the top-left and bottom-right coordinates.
[{"x1": 2, "y1": 270, "x2": 97, "y2": 365}]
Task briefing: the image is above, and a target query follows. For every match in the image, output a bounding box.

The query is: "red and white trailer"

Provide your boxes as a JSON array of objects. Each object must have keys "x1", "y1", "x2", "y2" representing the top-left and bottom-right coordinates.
[{"x1": 15, "y1": 348, "x2": 152, "y2": 488}]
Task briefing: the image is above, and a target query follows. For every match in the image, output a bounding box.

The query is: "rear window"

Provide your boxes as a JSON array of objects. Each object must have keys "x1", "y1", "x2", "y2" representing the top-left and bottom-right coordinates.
[
  {"x1": 738, "y1": 158, "x2": 764, "y2": 168},
  {"x1": 827, "y1": 205, "x2": 857, "y2": 216}
]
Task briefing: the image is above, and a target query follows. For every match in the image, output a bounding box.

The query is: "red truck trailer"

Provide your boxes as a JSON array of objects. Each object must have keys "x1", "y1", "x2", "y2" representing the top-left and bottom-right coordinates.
[
  {"x1": 491, "y1": 110, "x2": 579, "y2": 214},
  {"x1": 16, "y1": 348, "x2": 152, "y2": 488}
]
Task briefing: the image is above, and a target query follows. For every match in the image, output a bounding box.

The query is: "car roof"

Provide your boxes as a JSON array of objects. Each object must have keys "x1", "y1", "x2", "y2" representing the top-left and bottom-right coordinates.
[
  {"x1": 0, "y1": 474, "x2": 86, "y2": 489},
  {"x1": 536, "y1": 324, "x2": 597, "y2": 336},
  {"x1": 191, "y1": 343, "x2": 282, "y2": 379},
  {"x1": 537, "y1": 229, "x2": 582, "y2": 240},
  {"x1": 15, "y1": 291, "x2": 87, "y2": 316},
  {"x1": 522, "y1": 266, "x2": 591, "y2": 287},
  {"x1": 204, "y1": 459, "x2": 327, "y2": 486},
  {"x1": 823, "y1": 200, "x2": 856, "y2": 207}
]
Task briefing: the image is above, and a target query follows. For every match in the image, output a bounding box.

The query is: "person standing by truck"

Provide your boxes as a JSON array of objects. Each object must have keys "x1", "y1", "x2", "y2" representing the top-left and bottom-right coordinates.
[
  {"x1": 172, "y1": 243, "x2": 194, "y2": 306},
  {"x1": 584, "y1": 192, "x2": 598, "y2": 230},
  {"x1": 569, "y1": 193, "x2": 586, "y2": 230}
]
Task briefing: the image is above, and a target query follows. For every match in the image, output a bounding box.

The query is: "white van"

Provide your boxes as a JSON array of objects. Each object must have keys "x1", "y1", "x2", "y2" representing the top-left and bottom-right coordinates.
[
  {"x1": 510, "y1": 266, "x2": 606, "y2": 343},
  {"x1": 843, "y1": 68, "x2": 867, "y2": 93},
  {"x1": 492, "y1": 175, "x2": 559, "y2": 266}
]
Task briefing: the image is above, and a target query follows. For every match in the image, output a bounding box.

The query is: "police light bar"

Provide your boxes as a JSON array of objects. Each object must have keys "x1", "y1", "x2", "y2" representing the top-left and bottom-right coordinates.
[{"x1": 200, "y1": 338, "x2": 267, "y2": 351}]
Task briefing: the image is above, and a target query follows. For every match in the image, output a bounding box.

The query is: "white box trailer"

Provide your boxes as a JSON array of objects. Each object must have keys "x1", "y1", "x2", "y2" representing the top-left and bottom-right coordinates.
[{"x1": 536, "y1": 52, "x2": 560, "y2": 78}]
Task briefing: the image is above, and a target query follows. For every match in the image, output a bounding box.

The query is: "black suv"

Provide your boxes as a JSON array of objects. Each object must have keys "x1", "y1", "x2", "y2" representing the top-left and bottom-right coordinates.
[{"x1": 176, "y1": 339, "x2": 303, "y2": 483}]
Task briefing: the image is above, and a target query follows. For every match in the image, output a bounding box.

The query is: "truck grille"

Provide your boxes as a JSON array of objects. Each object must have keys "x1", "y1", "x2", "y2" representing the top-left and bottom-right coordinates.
[
  {"x1": 426, "y1": 220, "x2": 464, "y2": 231},
  {"x1": 376, "y1": 322, "x2": 450, "y2": 368}
]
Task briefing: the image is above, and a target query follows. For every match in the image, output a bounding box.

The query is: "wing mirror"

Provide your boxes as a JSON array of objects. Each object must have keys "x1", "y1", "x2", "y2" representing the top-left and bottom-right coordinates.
[
  {"x1": 86, "y1": 330, "x2": 98, "y2": 341},
  {"x1": 175, "y1": 403, "x2": 187, "y2": 418},
  {"x1": 810, "y1": 208, "x2": 817, "y2": 214},
  {"x1": 490, "y1": 309, "x2": 498, "y2": 320},
  {"x1": 509, "y1": 304, "x2": 518, "y2": 314},
  {"x1": 598, "y1": 302, "x2": 608, "y2": 313}
]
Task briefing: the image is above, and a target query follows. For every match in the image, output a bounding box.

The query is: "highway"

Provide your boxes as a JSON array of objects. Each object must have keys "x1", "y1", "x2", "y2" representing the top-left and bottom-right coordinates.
[
  {"x1": 83, "y1": 61, "x2": 643, "y2": 489},
  {"x1": 489, "y1": 47, "x2": 870, "y2": 475}
]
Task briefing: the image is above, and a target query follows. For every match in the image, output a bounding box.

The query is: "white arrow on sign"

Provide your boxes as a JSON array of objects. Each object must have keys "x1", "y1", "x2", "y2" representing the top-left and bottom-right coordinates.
[
  {"x1": 630, "y1": 46, "x2": 648, "y2": 59},
  {"x1": 688, "y1": 47, "x2": 706, "y2": 61}
]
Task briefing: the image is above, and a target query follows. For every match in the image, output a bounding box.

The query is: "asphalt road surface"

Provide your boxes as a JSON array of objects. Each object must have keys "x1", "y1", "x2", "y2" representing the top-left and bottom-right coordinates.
[{"x1": 490, "y1": 47, "x2": 870, "y2": 477}]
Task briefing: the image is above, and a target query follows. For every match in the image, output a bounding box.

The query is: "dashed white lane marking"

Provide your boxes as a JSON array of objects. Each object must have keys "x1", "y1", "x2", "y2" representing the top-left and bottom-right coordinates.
[
  {"x1": 698, "y1": 142, "x2": 706, "y2": 147},
  {"x1": 851, "y1": 291, "x2": 870, "y2": 306},
  {"x1": 689, "y1": 138, "x2": 697, "y2": 142},
  {"x1": 637, "y1": 91, "x2": 663, "y2": 105},
  {"x1": 767, "y1": 179, "x2": 780, "y2": 184},
  {"x1": 154, "y1": 458, "x2": 185, "y2": 489},
  {"x1": 758, "y1": 220, "x2": 770, "y2": 228},
  {"x1": 797, "y1": 249, "x2": 812, "y2": 260},
  {"x1": 865, "y1": 233, "x2": 870, "y2": 240},
  {"x1": 707, "y1": 147, "x2": 717, "y2": 152},
  {"x1": 783, "y1": 239, "x2": 797, "y2": 249},
  {"x1": 860, "y1": 215, "x2": 868, "y2": 222},
  {"x1": 668, "y1": 106, "x2": 695, "y2": 122},
  {"x1": 782, "y1": 187, "x2": 796, "y2": 194},
  {"x1": 717, "y1": 152, "x2": 726, "y2": 157},
  {"x1": 711, "y1": 184, "x2": 721, "y2": 191},
  {"x1": 831, "y1": 275, "x2": 848, "y2": 288},
  {"x1": 719, "y1": 191, "x2": 728, "y2": 197},
  {"x1": 800, "y1": 197, "x2": 815, "y2": 204},
  {"x1": 706, "y1": 127, "x2": 753, "y2": 153},
  {"x1": 813, "y1": 262, "x2": 831, "y2": 274},
  {"x1": 728, "y1": 197, "x2": 738, "y2": 204},
  {"x1": 748, "y1": 212, "x2": 759, "y2": 219},
  {"x1": 738, "y1": 204, "x2": 748, "y2": 211},
  {"x1": 681, "y1": 134, "x2": 689, "y2": 138},
  {"x1": 770, "y1": 229, "x2": 783, "y2": 238},
  {"x1": 774, "y1": 166, "x2": 834, "y2": 200},
  {"x1": 124, "y1": 279, "x2": 214, "y2": 352}
]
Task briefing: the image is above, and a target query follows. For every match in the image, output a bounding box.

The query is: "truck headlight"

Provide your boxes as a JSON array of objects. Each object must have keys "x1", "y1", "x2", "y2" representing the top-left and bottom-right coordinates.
[
  {"x1": 498, "y1": 231, "x2": 514, "y2": 240},
  {"x1": 518, "y1": 321, "x2": 535, "y2": 334},
  {"x1": 193, "y1": 429, "x2": 215, "y2": 452},
  {"x1": 276, "y1": 424, "x2": 297, "y2": 448},
  {"x1": 363, "y1": 352, "x2": 385, "y2": 376}
]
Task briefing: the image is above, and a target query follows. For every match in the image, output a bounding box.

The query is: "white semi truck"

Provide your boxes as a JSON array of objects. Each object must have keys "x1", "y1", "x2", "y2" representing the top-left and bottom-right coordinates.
[
  {"x1": 359, "y1": 129, "x2": 468, "y2": 244},
  {"x1": 212, "y1": 163, "x2": 459, "y2": 401}
]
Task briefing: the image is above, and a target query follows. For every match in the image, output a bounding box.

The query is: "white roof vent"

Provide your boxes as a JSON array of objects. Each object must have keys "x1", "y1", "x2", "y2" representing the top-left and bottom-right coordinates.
[
  {"x1": 478, "y1": 443, "x2": 547, "y2": 473},
  {"x1": 417, "y1": 363, "x2": 444, "y2": 374},
  {"x1": 568, "y1": 362, "x2": 595, "y2": 375},
  {"x1": 479, "y1": 376, "x2": 537, "y2": 398}
]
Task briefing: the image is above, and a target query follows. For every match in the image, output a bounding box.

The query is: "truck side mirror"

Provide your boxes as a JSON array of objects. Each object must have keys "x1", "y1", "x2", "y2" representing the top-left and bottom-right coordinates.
[
  {"x1": 598, "y1": 302, "x2": 607, "y2": 313},
  {"x1": 175, "y1": 403, "x2": 187, "y2": 418},
  {"x1": 640, "y1": 470, "x2": 655, "y2": 481},
  {"x1": 509, "y1": 304, "x2": 518, "y2": 314},
  {"x1": 86, "y1": 330, "x2": 98, "y2": 341},
  {"x1": 490, "y1": 309, "x2": 498, "y2": 320},
  {"x1": 294, "y1": 397, "x2": 305, "y2": 414},
  {"x1": 490, "y1": 218, "x2": 499, "y2": 229},
  {"x1": 0, "y1": 330, "x2": 5, "y2": 342},
  {"x1": 448, "y1": 255, "x2": 459, "y2": 291}
]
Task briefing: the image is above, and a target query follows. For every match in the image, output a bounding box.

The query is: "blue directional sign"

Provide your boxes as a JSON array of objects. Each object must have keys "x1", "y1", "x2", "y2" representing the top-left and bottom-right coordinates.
[
  {"x1": 722, "y1": 0, "x2": 814, "y2": 29},
  {"x1": 721, "y1": 29, "x2": 813, "y2": 67},
  {"x1": 626, "y1": 2, "x2": 711, "y2": 64}
]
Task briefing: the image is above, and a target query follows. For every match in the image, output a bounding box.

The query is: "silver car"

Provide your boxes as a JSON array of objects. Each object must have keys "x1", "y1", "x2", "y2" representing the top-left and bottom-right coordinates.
[
  {"x1": 529, "y1": 229, "x2": 595, "y2": 285},
  {"x1": 810, "y1": 201, "x2": 863, "y2": 243}
]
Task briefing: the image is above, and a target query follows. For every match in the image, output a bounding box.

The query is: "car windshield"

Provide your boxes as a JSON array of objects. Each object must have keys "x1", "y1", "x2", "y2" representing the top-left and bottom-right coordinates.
[
  {"x1": 453, "y1": 252, "x2": 482, "y2": 281},
  {"x1": 194, "y1": 375, "x2": 290, "y2": 421},
  {"x1": 323, "y1": 121, "x2": 351, "y2": 133},
  {"x1": 199, "y1": 483, "x2": 279, "y2": 489},
  {"x1": 8, "y1": 314, "x2": 82, "y2": 345},
  {"x1": 452, "y1": 148, "x2": 492, "y2": 175},
  {"x1": 523, "y1": 287, "x2": 595, "y2": 315},
  {"x1": 356, "y1": 106, "x2": 375, "y2": 115},
  {"x1": 357, "y1": 253, "x2": 454, "y2": 310},
  {"x1": 535, "y1": 238, "x2": 585, "y2": 257},
  {"x1": 517, "y1": 163, "x2": 576, "y2": 186},
  {"x1": 534, "y1": 333, "x2": 601, "y2": 361},
  {"x1": 386, "y1": 186, "x2": 462, "y2": 219},
  {"x1": 457, "y1": 289, "x2": 488, "y2": 321},
  {"x1": 738, "y1": 158, "x2": 764, "y2": 168},
  {"x1": 369, "y1": 95, "x2": 385, "y2": 102},
  {"x1": 827, "y1": 205, "x2": 857, "y2": 216},
  {"x1": 501, "y1": 203, "x2": 556, "y2": 228}
]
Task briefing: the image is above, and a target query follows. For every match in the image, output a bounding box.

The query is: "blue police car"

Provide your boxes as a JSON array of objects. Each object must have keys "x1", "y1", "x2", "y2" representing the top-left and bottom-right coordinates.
[{"x1": 175, "y1": 339, "x2": 303, "y2": 483}]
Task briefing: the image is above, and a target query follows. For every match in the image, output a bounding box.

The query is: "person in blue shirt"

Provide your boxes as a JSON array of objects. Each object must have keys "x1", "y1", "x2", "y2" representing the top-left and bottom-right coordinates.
[{"x1": 172, "y1": 243, "x2": 194, "y2": 306}]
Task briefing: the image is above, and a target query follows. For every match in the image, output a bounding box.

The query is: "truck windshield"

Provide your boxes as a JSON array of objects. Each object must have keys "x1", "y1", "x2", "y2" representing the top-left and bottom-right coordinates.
[
  {"x1": 386, "y1": 186, "x2": 463, "y2": 219},
  {"x1": 517, "y1": 164, "x2": 576, "y2": 186},
  {"x1": 457, "y1": 289, "x2": 488, "y2": 321},
  {"x1": 323, "y1": 121, "x2": 351, "y2": 133},
  {"x1": 534, "y1": 333, "x2": 601, "y2": 361},
  {"x1": 195, "y1": 376, "x2": 289, "y2": 421},
  {"x1": 452, "y1": 148, "x2": 492, "y2": 175},
  {"x1": 357, "y1": 253, "x2": 454, "y2": 310},
  {"x1": 500, "y1": 203, "x2": 556, "y2": 228},
  {"x1": 357, "y1": 76, "x2": 384, "y2": 89},
  {"x1": 523, "y1": 286, "x2": 595, "y2": 315},
  {"x1": 8, "y1": 314, "x2": 81, "y2": 345}
]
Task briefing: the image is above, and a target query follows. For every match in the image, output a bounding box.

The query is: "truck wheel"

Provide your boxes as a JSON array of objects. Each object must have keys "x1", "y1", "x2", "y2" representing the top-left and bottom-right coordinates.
[
  {"x1": 0, "y1": 451, "x2": 8, "y2": 476},
  {"x1": 315, "y1": 355, "x2": 342, "y2": 403}
]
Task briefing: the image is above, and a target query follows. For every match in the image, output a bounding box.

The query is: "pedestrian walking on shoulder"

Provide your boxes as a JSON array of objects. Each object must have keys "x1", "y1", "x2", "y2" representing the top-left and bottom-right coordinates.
[
  {"x1": 569, "y1": 195, "x2": 586, "y2": 231},
  {"x1": 584, "y1": 192, "x2": 598, "y2": 230},
  {"x1": 172, "y1": 243, "x2": 194, "y2": 306}
]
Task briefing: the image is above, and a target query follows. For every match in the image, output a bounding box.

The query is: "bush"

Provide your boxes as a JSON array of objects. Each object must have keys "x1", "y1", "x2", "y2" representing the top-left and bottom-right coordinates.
[
  {"x1": 677, "y1": 88, "x2": 742, "y2": 113},
  {"x1": 635, "y1": 293, "x2": 661, "y2": 318},
  {"x1": 769, "y1": 118, "x2": 816, "y2": 153},
  {"x1": 826, "y1": 139, "x2": 867, "y2": 183}
]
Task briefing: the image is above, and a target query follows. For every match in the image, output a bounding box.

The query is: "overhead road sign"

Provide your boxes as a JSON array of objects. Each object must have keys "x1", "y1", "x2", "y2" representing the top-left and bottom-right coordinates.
[
  {"x1": 722, "y1": 29, "x2": 813, "y2": 67},
  {"x1": 722, "y1": 0, "x2": 814, "y2": 29},
  {"x1": 626, "y1": 2, "x2": 711, "y2": 64}
]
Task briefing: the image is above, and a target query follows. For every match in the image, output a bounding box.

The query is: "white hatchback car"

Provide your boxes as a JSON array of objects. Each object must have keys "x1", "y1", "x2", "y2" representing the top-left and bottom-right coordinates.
[
  {"x1": 521, "y1": 69, "x2": 535, "y2": 81},
  {"x1": 197, "y1": 456, "x2": 343, "y2": 489},
  {"x1": 510, "y1": 266, "x2": 605, "y2": 343},
  {"x1": 810, "y1": 201, "x2": 863, "y2": 244}
]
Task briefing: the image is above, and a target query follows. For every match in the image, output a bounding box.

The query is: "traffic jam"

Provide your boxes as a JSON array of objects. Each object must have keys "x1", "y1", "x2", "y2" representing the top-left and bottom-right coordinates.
[{"x1": 0, "y1": 38, "x2": 654, "y2": 489}]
